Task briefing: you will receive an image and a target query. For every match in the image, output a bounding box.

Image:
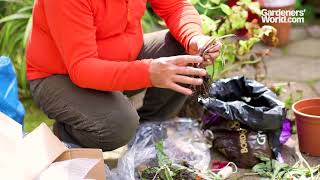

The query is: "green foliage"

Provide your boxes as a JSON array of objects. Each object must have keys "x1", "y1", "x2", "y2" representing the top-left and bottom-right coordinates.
[
  {"x1": 252, "y1": 156, "x2": 320, "y2": 179},
  {"x1": 0, "y1": 0, "x2": 33, "y2": 98},
  {"x1": 155, "y1": 141, "x2": 174, "y2": 180},
  {"x1": 284, "y1": 91, "x2": 303, "y2": 110},
  {"x1": 270, "y1": 83, "x2": 304, "y2": 110},
  {"x1": 295, "y1": 0, "x2": 316, "y2": 23},
  {"x1": 190, "y1": 0, "x2": 277, "y2": 79},
  {"x1": 22, "y1": 98, "x2": 54, "y2": 132},
  {"x1": 142, "y1": 141, "x2": 222, "y2": 180}
]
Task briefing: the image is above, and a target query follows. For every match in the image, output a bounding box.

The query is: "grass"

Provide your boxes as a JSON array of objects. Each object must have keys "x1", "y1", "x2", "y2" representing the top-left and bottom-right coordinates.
[{"x1": 22, "y1": 98, "x2": 54, "y2": 132}]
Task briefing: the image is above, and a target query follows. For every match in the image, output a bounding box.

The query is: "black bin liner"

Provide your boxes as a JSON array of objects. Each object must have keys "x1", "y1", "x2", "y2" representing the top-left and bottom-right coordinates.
[{"x1": 198, "y1": 76, "x2": 286, "y2": 168}]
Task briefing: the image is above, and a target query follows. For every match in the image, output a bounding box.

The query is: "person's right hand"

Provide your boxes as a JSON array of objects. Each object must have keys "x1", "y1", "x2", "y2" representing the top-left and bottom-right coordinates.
[{"x1": 149, "y1": 55, "x2": 207, "y2": 95}]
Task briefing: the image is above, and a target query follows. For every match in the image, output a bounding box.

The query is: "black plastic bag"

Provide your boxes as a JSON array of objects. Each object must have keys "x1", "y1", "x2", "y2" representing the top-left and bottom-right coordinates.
[
  {"x1": 202, "y1": 113, "x2": 273, "y2": 168},
  {"x1": 199, "y1": 76, "x2": 286, "y2": 168}
]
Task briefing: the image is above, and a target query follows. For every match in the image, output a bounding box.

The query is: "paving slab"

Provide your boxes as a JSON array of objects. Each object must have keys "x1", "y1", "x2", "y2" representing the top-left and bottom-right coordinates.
[
  {"x1": 314, "y1": 81, "x2": 320, "y2": 95},
  {"x1": 224, "y1": 64, "x2": 257, "y2": 80},
  {"x1": 306, "y1": 25, "x2": 320, "y2": 38},
  {"x1": 290, "y1": 26, "x2": 309, "y2": 42},
  {"x1": 262, "y1": 80, "x2": 318, "y2": 100},
  {"x1": 252, "y1": 43, "x2": 284, "y2": 59},
  {"x1": 287, "y1": 38, "x2": 320, "y2": 58},
  {"x1": 265, "y1": 56, "x2": 320, "y2": 82},
  {"x1": 283, "y1": 135, "x2": 320, "y2": 167}
]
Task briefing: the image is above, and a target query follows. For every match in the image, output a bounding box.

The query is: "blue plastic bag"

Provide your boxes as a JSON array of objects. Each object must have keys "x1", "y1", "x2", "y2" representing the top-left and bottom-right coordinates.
[{"x1": 0, "y1": 56, "x2": 25, "y2": 125}]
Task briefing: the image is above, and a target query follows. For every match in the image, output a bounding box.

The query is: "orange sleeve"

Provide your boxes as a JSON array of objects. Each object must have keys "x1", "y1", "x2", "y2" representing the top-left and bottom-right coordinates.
[
  {"x1": 43, "y1": 0, "x2": 152, "y2": 91},
  {"x1": 149, "y1": 0, "x2": 203, "y2": 52}
]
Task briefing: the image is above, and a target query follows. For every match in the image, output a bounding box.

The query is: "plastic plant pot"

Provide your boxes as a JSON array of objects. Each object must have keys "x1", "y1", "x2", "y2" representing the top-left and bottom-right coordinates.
[{"x1": 292, "y1": 98, "x2": 320, "y2": 156}]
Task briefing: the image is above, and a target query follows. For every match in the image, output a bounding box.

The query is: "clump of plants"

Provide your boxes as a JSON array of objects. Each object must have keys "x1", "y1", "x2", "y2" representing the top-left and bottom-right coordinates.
[
  {"x1": 139, "y1": 141, "x2": 222, "y2": 180},
  {"x1": 249, "y1": 156, "x2": 320, "y2": 179}
]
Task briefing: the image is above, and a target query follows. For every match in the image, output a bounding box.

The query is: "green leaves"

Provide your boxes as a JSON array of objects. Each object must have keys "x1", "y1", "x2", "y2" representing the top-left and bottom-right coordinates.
[
  {"x1": 252, "y1": 157, "x2": 320, "y2": 179},
  {"x1": 229, "y1": 6, "x2": 248, "y2": 30},
  {"x1": 247, "y1": 2, "x2": 261, "y2": 15},
  {"x1": 155, "y1": 141, "x2": 174, "y2": 180},
  {"x1": 0, "y1": 13, "x2": 30, "y2": 24},
  {"x1": 190, "y1": 0, "x2": 200, "y2": 5},
  {"x1": 23, "y1": 14, "x2": 32, "y2": 47},
  {"x1": 210, "y1": 0, "x2": 220, "y2": 5},
  {"x1": 155, "y1": 141, "x2": 172, "y2": 167},
  {"x1": 238, "y1": 37, "x2": 260, "y2": 56},
  {"x1": 200, "y1": 14, "x2": 220, "y2": 35},
  {"x1": 0, "y1": 0, "x2": 33, "y2": 98},
  {"x1": 219, "y1": 4, "x2": 231, "y2": 15}
]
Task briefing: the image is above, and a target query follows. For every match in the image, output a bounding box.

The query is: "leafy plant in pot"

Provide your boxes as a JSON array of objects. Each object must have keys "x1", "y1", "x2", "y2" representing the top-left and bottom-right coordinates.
[{"x1": 258, "y1": 0, "x2": 296, "y2": 46}]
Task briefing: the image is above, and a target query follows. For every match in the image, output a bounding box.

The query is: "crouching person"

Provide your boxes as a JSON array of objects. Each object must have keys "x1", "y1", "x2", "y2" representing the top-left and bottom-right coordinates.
[{"x1": 26, "y1": 0, "x2": 221, "y2": 151}]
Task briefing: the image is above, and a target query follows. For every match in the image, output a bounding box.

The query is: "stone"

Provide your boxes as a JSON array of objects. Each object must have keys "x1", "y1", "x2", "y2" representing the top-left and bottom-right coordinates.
[
  {"x1": 103, "y1": 145, "x2": 128, "y2": 168},
  {"x1": 262, "y1": 80, "x2": 318, "y2": 101},
  {"x1": 306, "y1": 25, "x2": 320, "y2": 38},
  {"x1": 289, "y1": 26, "x2": 308, "y2": 42},
  {"x1": 314, "y1": 81, "x2": 320, "y2": 95},
  {"x1": 283, "y1": 135, "x2": 320, "y2": 167},
  {"x1": 252, "y1": 43, "x2": 283, "y2": 59},
  {"x1": 265, "y1": 56, "x2": 320, "y2": 81},
  {"x1": 287, "y1": 38, "x2": 320, "y2": 58},
  {"x1": 224, "y1": 64, "x2": 257, "y2": 80}
]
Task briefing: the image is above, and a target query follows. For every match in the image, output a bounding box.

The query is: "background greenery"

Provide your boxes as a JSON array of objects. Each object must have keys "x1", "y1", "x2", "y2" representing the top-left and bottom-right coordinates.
[{"x1": 0, "y1": 0, "x2": 317, "y2": 132}]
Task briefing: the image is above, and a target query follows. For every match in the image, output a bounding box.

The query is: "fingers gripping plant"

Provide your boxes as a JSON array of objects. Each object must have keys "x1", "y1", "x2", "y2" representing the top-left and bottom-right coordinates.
[{"x1": 190, "y1": 0, "x2": 278, "y2": 80}]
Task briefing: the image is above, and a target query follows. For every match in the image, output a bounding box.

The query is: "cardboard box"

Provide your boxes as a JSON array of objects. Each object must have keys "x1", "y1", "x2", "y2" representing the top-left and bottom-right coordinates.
[
  {"x1": 0, "y1": 112, "x2": 106, "y2": 180},
  {"x1": 55, "y1": 149, "x2": 106, "y2": 180}
]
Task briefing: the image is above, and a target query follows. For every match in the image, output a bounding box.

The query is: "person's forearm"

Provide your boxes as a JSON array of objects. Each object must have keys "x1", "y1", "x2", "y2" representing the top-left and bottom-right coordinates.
[
  {"x1": 150, "y1": 0, "x2": 203, "y2": 51},
  {"x1": 69, "y1": 58, "x2": 152, "y2": 91}
]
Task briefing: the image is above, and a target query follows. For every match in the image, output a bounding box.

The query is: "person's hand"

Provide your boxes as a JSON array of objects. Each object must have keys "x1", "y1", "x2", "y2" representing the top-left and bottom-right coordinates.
[
  {"x1": 188, "y1": 35, "x2": 222, "y2": 66},
  {"x1": 149, "y1": 55, "x2": 207, "y2": 95}
]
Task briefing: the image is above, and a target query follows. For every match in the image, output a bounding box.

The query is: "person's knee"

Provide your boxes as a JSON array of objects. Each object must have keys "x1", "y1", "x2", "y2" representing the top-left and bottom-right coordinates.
[
  {"x1": 100, "y1": 108, "x2": 139, "y2": 150},
  {"x1": 74, "y1": 108, "x2": 139, "y2": 151},
  {"x1": 164, "y1": 31, "x2": 186, "y2": 55}
]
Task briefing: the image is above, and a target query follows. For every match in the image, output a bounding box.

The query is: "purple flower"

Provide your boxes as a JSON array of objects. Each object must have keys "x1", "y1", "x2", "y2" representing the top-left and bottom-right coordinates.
[{"x1": 279, "y1": 118, "x2": 292, "y2": 144}]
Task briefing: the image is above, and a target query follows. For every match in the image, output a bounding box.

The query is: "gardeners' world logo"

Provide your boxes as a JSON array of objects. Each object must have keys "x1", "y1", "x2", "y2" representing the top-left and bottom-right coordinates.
[{"x1": 261, "y1": 9, "x2": 306, "y2": 24}]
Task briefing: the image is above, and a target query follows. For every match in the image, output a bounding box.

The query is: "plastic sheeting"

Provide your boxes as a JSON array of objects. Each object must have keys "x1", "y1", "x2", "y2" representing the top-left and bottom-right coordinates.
[{"x1": 0, "y1": 56, "x2": 25, "y2": 125}]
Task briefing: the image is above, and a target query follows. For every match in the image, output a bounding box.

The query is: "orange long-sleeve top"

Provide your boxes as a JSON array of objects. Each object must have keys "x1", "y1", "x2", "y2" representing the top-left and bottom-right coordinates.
[{"x1": 26, "y1": 0, "x2": 202, "y2": 91}]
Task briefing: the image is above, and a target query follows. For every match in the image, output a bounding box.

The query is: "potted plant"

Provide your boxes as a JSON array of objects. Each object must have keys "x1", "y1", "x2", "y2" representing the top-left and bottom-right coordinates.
[{"x1": 259, "y1": 0, "x2": 296, "y2": 46}]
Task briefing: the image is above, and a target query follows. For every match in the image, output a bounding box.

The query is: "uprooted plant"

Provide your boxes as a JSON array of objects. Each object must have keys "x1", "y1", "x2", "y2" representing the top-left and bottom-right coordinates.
[
  {"x1": 248, "y1": 156, "x2": 320, "y2": 179},
  {"x1": 191, "y1": 23, "x2": 277, "y2": 98},
  {"x1": 191, "y1": 34, "x2": 236, "y2": 97},
  {"x1": 179, "y1": 0, "x2": 279, "y2": 118},
  {"x1": 140, "y1": 141, "x2": 222, "y2": 180}
]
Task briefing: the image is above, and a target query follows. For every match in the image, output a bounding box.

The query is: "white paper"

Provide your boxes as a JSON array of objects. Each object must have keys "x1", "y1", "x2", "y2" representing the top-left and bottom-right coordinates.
[
  {"x1": 0, "y1": 111, "x2": 23, "y2": 142},
  {"x1": 38, "y1": 158, "x2": 99, "y2": 180},
  {"x1": 17, "y1": 123, "x2": 68, "y2": 180},
  {"x1": 0, "y1": 112, "x2": 23, "y2": 177}
]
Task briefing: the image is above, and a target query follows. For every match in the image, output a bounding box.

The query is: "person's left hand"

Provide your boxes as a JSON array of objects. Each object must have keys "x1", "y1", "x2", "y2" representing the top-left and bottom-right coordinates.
[{"x1": 188, "y1": 35, "x2": 222, "y2": 66}]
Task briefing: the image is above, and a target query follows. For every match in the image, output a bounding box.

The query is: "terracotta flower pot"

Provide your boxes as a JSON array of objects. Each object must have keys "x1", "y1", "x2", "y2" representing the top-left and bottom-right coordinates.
[
  {"x1": 292, "y1": 98, "x2": 320, "y2": 156},
  {"x1": 259, "y1": 0, "x2": 295, "y2": 46}
]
